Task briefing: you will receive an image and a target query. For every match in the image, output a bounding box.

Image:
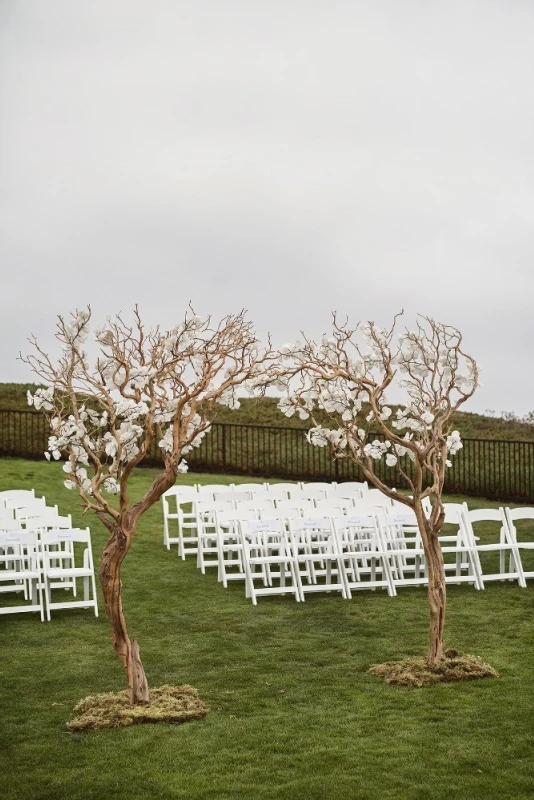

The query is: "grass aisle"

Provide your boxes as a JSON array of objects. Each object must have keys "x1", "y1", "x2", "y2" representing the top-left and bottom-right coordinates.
[{"x1": 0, "y1": 458, "x2": 533, "y2": 800}]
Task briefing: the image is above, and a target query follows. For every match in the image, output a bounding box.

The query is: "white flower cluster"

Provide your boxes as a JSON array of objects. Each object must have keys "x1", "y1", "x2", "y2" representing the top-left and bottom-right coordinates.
[
  {"x1": 446, "y1": 430, "x2": 463, "y2": 455},
  {"x1": 65, "y1": 310, "x2": 90, "y2": 344},
  {"x1": 27, "y1": 387, "x2": 54, "y2": 412},
  {"x1": 216, "y1": 387, "x2": 241, "y2": 410},
  {"x1": 392, "y1": 406, "x2": 435, "y2": 433}
]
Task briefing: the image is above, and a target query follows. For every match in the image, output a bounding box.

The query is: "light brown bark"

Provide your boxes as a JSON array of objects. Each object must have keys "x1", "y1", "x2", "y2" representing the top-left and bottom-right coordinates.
[
  {"x1": 424, "y1": 528, "x2": 446, "y2": 664},
  {"x1": 415, "y1": 504, "x2": 447, "y2": 666},
  {"x1": 99, "y1": 526, "x2": 149, "y2": 704}
]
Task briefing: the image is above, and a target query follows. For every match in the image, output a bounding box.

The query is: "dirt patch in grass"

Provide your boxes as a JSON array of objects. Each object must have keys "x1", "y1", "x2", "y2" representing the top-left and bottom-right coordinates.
[
  {"x1": 67, "y1": 684, "x2": 208, "y2": 731},
  {"x1": 368, "y1": 649, "x2": 499, "y2": 688}
]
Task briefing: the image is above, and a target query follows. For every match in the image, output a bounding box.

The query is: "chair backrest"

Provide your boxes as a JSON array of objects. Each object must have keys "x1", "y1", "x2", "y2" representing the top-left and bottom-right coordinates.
[
  {"x1": 464, "y1": 508, "x2": 506, "y2": 525},
  {"x1": 291, "y1": 488, "x2": 327, "y2": 502},
  {"x1": 352, "y1": 498, "x2": 392, "y2": 515},
  {"x1": 442, "y1": 503, "x2": 469, "y2": 525},
  {"x1": 334, "y1": 513, "x2": 376, "y2": 530},
  {"x1": 227, "y1": 491, "x2": 253, "y2": 504},
  {"x1": 0, "y1": 517, "x2": 20, "y2": 532},
  {"x1": 316, "y1": 498, "x2": 352, "y2": 513},
  {"x1": 366, "y1": 488, "x2": 393, "y2": 505},
  {"x1": 275, "y1": 499, "x2": 315, "y2": 512},
  {"x1": 505, "y1": 507, "x2": 534, "y2": 523},
  {"x1": 41, "y1": 527, "x2": 92, "y2": 545},
  {"x1": 195, "y1": 500, "x2": 235, "y2": 514},
  {"x1": 24, "y1": 514, "x2": 72, "y2": 530},
  {"x1": 233, "y1": 483, "x2": 268, "y2": 493},
  {"x1": 262, "y1": 507, "x2": 302, "y2": 520},
  {"x1": 336, "y1": 481, "x2": 368, "y2": 495},
  {"x1": 266, "y1": 483, "x2": 302, "y2": 497},
  {"x1": 216, "y1": 509, "x2": 258, "y2": 525},
  {"x1": 313, "y1": 504, "x2": 348, "y2": 518},
  {"x1": 258, "y1": 487, "x2": 289, "y2": 502},
  {"x1": 384, "y1": 509, "x2": 418, "y2": 527},
  {"x1": 16, "y1": 503, "x2": 59, "y2": 521},
  {"x1": 7, "y1": 497, "x2": 47, "y2": 514},
  {"x1": 301, "y1": 482, "x2": 335, "y2": 492},
  {"x1": 245, "y1": 518, "x2": 285, "y2": 534},
  {"x1": 0, "y1": 489, "x2": 36, "y2": 508},
  {"x1": 0, "y1": 529, "x2": 38, "y2": 549},
  {"x1": 291, "y1": 516, "x2": 332, "y2": 531},
  {"x1": 197, "y1": 484, "x2": 234, "y2": 494},
  {"x1": 238, "y1": 499, "x2": 275, "y2": 512},
  {"x1": 163, "y1": 485, "x2": 197, "y2": 498}
]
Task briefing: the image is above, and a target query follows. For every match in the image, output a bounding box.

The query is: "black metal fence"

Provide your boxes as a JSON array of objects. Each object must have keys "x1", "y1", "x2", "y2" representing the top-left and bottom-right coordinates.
[{"x1": 1, "y1": 409, "x2": 533, "y2": 502}]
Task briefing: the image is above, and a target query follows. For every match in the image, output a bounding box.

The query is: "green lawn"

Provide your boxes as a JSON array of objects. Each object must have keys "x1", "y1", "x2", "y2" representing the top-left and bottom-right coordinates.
[{"x1": 1, "y1": 457, "x2": 533, "y2": 800}]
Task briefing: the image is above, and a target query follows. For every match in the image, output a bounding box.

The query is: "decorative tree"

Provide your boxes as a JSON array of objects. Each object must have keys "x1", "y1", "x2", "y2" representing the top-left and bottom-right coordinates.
[
  {"x1": 276, "y1": 313, "x2": 478, "y2": 665},
  {"x1": 23, "y1": 307, "x2": 275, "y2": 704}
]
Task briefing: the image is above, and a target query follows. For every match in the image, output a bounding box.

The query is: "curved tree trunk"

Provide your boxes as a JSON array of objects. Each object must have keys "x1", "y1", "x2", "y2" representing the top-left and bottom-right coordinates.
[
  {"x1": 99, "y1": 526, "x2": 149, "y2": 705},
  {"x1": 415, "y1": 505, "x2": 447, "y2": 666},
  {"x1": 424, "y1": 528, "x2": 447, "y2": 665}
]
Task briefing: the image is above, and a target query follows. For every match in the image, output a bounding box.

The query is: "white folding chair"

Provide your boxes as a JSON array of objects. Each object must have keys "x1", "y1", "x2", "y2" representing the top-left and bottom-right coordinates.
[
  {"x1": 379, "y1": 509, "x2": 427, "y2": 588},
  {"x1": 41, "y1": 528, "x2": 99, "y2": 620},
  {"x1": 239, "y1": 519, "x2": 301, "y2": 605},
  {"x1": 161, "y1": 485, "x2": 198, "y2": 551},
  {"x1": 289, "y1": 516, "x2": 349, "y2": 599},
  {"x1": 462, "y1": 508, "x2": 526, "y2": 587},
  {"x1": 196, "y1": 500, "x2": 235, "y2": 573},
  {"x1": 24, "y1": 513, "x2": 76, "y2": 592},
  {"x1": 0, "y1": 531, "x2": 44, "y2": 620},
  {"x1": 214, "y1": 509, "x2": 258, "y2": 587},
  {"x1": 439, "y1": 504, "x2": 484, "y2": 588},
  {"x1": 333, "y1": 513, "x2": 396, "y2": 597},
  {"x1": 504, "y1": 507, "x2": 534, "y2": 580}
]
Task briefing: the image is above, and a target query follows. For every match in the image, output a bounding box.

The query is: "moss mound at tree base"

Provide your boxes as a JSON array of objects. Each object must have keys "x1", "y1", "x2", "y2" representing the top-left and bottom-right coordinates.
[
  {"x1": 67, "y1": 685, "x2": 208, "y2": 731},
  {"x1": 368, "y1": 649, "x2": 499, "y2": 688}
]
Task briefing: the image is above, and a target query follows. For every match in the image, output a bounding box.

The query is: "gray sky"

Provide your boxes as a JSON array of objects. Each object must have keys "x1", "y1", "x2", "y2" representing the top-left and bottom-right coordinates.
[{"x1": 1, "y1": 1, "x2": 533, "y2": 414}]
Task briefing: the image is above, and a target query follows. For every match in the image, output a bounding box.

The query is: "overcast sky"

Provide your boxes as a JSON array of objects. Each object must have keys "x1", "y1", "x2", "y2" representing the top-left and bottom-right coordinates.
[{"x1": 1, "y1": 1, "x2": 533, "y2": 414}]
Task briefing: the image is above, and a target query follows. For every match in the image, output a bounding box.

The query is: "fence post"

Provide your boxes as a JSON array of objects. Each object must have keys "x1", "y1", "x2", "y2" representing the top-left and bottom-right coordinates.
[{"x1": 222, "y1": 424, "x2": 227, "y2": 471}]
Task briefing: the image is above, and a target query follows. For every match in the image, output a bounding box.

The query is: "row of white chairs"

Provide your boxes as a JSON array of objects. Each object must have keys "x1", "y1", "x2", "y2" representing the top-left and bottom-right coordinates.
[
  {"x1": 0, "y1": 490, "x2": 98, "y2": 621},
  {"x1": 162, "y1": 481, "x2": 378, "y2": 551},
  {"x1": 169, "y1": 496, "x2": 534, "y2": 603}
]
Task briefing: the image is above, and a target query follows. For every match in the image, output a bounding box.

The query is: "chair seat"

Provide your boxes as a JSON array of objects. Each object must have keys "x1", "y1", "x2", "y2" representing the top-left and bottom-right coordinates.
[
  {"x1": 1, "y1": 569, "x2": 39, "y2": 581},
  {"x1": 46, "y1": 567, "x2": 94, "y2": 579}
]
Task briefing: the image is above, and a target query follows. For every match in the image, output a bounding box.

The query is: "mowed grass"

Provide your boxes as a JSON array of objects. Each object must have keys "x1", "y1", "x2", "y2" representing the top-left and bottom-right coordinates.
[{"x1": 1, "y1": 458, "x2": 533, "y2": 800}]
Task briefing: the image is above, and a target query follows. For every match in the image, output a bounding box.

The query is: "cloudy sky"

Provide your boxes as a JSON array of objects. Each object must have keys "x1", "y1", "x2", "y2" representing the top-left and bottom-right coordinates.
[{"x1": 1, "y1": 1, "x2": 533, "y2": 414}]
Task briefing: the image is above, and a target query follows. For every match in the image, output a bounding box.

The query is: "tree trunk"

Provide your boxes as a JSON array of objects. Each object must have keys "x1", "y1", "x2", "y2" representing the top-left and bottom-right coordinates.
[
  {"x1": 414, "y1": 503, "x2": 447, "y2": 666},
  {"x1": 99, "y1": 527, "x2": 149, "y2": 705},
  {"x1": 423, "y1": 524, "x2": 447, "y2": 665}
]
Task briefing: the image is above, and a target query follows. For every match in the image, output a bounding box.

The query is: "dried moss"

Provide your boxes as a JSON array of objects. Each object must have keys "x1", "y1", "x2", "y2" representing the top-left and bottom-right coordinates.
[
  {"x1": 67, "y1": 685, "x2": 208, "y2": 731},
  {"x1": 368, "y1": 649, "x2": 499, "y2": 688}
]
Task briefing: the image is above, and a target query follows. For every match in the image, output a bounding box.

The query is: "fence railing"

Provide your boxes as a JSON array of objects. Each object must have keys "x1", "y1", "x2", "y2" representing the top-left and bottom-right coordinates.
[{"x1": 1, "y1": 409, "x2": 533, "y2": 502}]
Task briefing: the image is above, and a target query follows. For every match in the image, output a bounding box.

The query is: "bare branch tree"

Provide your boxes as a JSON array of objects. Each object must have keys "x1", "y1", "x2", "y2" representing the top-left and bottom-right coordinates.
[
  {"x1": 22, "y1": 306, "x2": 276, "y2": 704},
  {"x1": 275, "y1": 312, "x2": 479, "y2": 665}
]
